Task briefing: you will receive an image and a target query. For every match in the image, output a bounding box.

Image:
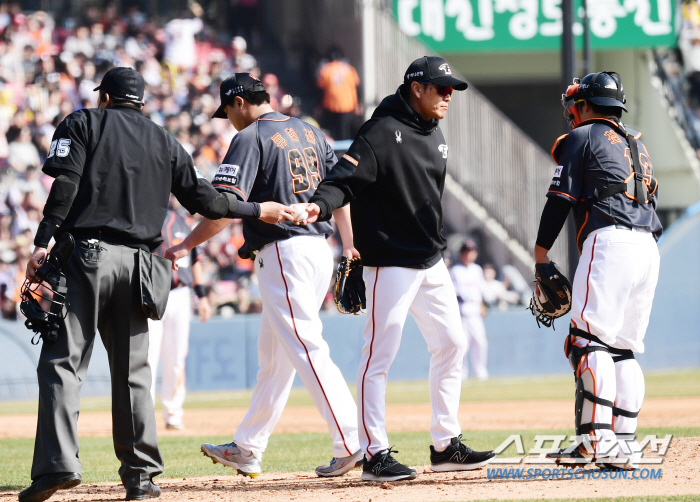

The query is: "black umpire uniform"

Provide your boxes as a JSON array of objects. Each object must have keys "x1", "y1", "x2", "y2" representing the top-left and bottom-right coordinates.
[{"x1": 21, "y1": 67, "x2": 257, "y2": 502}]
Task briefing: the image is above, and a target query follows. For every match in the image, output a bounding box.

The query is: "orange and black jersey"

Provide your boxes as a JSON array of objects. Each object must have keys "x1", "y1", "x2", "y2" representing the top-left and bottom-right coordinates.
[
  {"x1": 545, "y1": 119, "x2": 662, "y2": 249},
  {"x1": 211, "y1": 111, "x2": 335, "y2": 257}
]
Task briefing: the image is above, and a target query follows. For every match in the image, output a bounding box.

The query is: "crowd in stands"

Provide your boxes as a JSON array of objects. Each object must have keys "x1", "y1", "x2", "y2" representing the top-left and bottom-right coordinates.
[
  {"x1": 0, "y1": 2, "x2": 524, "y2": 321},
  {"x1": 659, "y1": 0, "x2": 700, "y2": 154}
]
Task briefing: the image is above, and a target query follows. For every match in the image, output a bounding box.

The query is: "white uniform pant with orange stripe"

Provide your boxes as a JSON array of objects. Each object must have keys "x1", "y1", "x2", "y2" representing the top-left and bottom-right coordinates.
[
  {"x1": 357, "y1": 260, "x2": 467, "y2": 457},
  {"x1": 569, "y1": 225, "x2": 659, "y2": 462},
  {"x1": 147, "y1": 285, "x2": 192, "y2": 427},
  {"x1": 233, "y1": 235, "x2": 360, "y2": 460}
]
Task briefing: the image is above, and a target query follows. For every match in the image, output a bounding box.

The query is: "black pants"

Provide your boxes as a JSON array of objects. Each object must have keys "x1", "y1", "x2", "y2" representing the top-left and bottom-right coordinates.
[
  {"x1": 31, "y1": 240, "x2": 163, "y2": 488},
  {"x1": 322, "y1": 110, "x2": 356, "y2": 141}
]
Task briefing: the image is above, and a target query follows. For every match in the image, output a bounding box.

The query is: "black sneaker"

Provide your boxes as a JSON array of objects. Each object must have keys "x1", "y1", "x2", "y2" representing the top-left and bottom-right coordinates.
[
  {"x1": 430, "y1": 435, "x2": 496, "y2": 472},
  {"x1": 361, "y1": 448, "x2": 417, "y2": 482}
]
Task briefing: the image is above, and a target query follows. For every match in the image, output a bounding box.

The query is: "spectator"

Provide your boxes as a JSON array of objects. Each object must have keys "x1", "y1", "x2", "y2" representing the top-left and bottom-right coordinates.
[
  {"x1": 163, "y1": 2, "x2": 203, "y2": 71},
  {"x1": 231, "y1": 36, "x2": 257, "y2": 74},
  {"x1": 482, "y1": 264, "x2": 520, "y2": 310},
  {"x1": 450, "y1": 240, "x2": 488, "y2": 380},
  {"x1": 8, "y1": 126, "x2": 40, "y2": 173},
  {"x1": 316, "y1": 45, "x2": 360, "y2": 140}
]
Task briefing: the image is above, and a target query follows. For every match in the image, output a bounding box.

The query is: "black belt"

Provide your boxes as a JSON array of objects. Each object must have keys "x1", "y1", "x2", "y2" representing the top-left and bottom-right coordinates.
[{"x1": 615, "y1": 223, "x2": 632, "y2": 231}]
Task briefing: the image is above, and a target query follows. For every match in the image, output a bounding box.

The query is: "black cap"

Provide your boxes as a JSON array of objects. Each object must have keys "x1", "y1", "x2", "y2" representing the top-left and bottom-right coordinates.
[
  {"x1": 93, "y1": 67, "x2": 145, "y2": 105},
  {"x1": 404, "y1": 56, "x2": 468, "y2": 91},
  {"x1": 460, "y1": 240, "x2": 477, "y2": 253},
  {"x1": 212, "y1": 73, "x2": 266, "y2": 118}
]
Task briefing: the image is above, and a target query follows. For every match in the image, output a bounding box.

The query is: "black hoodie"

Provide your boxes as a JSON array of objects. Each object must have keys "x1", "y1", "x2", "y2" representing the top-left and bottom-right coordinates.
[{"x1": 310, "y1": 85, "x2": 450, "y2": 268}]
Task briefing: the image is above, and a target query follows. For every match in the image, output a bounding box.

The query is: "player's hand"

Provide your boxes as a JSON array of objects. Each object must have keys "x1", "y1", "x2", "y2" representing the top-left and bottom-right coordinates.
[
  {"x1": 344, "y1": 246, "x2": 360, "y2": 259},
  {"x1": 259, "y1": 202, "x2": 295, "y2": 225},
  {"x1": 26, "y1": 247, "x2": 47, "y2": 282},
  {"x1": 197, "y1": 295, "x2": 212, "y2": 322},
  {"x1": 303, "y1": 203, "x2": 321, "y2": 224},
  {"x1": 533, "y1": 245, "x2": 551, "y2": 297},
  {"x1": 165, "y1": 243, "x2": 190, "y2": 271}
]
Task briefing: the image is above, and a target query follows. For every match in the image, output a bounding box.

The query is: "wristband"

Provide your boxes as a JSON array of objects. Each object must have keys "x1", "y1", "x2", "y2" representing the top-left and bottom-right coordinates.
[
  {"x1": 193, "y1": 285, "x2": 209, "y2": 299},
  {"x1": 34, "y1": 219, "x2": 60, "y2": 248}
]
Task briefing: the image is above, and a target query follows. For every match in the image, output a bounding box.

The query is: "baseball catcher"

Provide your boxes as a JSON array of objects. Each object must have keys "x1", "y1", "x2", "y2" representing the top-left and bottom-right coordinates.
[
  {"x1": 528, "y1": 261, "x2": 572, "y2": 328},
  {"x1": 333, "y1": 256, "x2": 366, "y2": 314}
]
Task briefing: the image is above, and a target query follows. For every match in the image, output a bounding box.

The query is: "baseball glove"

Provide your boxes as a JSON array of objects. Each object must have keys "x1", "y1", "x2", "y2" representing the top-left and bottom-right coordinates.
[
  {"x1": 528, "y1": 261, "x2": 572, "y2": 329},
  {"x1": 333, "y1": 256, "x2": 366, "y2": 314}
]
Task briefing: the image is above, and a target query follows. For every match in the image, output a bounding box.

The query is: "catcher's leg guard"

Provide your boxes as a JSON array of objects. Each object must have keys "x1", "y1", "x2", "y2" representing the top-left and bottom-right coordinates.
[{"x1": 566, "y1": 328, "x2": 618, "y2": 460}]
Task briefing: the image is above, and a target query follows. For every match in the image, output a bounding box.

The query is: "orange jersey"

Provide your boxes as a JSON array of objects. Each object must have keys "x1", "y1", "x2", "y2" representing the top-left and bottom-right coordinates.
[{"x1": 316, "y1": 61, "x2": 360, "y2": 114}]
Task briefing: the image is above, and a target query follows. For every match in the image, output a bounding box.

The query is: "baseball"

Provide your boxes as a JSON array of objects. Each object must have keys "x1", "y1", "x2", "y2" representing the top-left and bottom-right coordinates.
[{"x1": 294, "y1": 206, "x2": 308, "y2": 222}]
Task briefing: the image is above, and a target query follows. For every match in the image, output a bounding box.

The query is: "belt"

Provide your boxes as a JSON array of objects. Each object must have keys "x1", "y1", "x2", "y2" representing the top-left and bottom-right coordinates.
[{"x1": 615, "y1": 223, "x2": 650, "y2": 233}]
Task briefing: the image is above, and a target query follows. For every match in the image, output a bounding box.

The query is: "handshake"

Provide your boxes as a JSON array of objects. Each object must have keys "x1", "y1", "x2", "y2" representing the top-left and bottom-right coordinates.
[{"x1": 258, "y1": 202, "x2": 321, "y2": 226}]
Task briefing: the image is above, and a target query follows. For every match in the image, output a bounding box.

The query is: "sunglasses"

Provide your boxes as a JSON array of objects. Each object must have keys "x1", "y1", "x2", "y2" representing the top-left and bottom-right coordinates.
[{"x1": 416, "y1": 81, "x2": 454, "y2": 98}]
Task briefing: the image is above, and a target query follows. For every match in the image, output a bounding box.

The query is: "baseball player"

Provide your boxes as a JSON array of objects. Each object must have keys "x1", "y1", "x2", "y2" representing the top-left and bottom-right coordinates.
[
  {"x1": 147, "y1": 207, "x2": 212, "y2": 431},
  {"x1": 536, "y1": 71, "x2": 662, "y2": 468},
  {"x1": 19, "y1": 67, "x2": 293, "y2": 502},
  {"x1": 165, "y1": 74, "x2": 362, "y2": 478},
  {"x1": 450, "y1": 241, "x2": 488, "y2": 380},
  {"x1": 302, "y1": 56, "x2": 496, "y2": 481}
]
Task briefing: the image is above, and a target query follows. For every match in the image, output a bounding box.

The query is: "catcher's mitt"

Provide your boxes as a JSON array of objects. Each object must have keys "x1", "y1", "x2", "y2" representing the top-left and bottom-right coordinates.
[
  {"x1": 528, "y1": 261, "x2": 572, "y2": 329},
  {"x1": 333, "y1": 256, "x2": 366, "y2": 314}
]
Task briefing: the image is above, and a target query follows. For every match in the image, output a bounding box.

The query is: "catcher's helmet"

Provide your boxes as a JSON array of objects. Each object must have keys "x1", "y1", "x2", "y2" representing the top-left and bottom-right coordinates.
[
  {"x1": 562, "y1": 71, "x2": 626, "y2": 128},
  {"x1": 20, "y1": 233, "x2": 74, "y2": 344}
]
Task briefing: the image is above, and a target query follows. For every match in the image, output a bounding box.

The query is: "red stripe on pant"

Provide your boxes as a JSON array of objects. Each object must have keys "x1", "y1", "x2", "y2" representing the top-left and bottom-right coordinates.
[
  {"x1": 274, "y1": 243, "x2": 352, "y2": 456},
  {"x1": 360, "y1": 268, "x2": 379, "y2": 458}
]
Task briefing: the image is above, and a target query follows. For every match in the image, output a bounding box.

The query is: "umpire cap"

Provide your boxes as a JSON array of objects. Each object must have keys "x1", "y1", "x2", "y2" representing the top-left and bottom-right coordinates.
[
  {"x1": 404, "y1": 56, "x2": 468, "y2": 91},
  {"x1": 212, "y1": 73, "x2": 266, "y2": 118},
  {"x1": 93, "y1": 67, "x2": 145, "y2": 105}
]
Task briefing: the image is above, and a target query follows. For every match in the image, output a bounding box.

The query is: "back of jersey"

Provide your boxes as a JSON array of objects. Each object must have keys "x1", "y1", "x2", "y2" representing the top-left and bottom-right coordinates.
[{"x1": 212, "y1": 111, "x2": 335, "y2": 256}]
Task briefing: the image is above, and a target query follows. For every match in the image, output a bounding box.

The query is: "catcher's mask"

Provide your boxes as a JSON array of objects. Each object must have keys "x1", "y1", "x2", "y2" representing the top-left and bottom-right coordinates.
[
  {"x1": 20, "y1": 233, "x2": 75, "y2": 344},
  {"x1": 562, "y1": 71, "x2": 626, "y2": 129}
]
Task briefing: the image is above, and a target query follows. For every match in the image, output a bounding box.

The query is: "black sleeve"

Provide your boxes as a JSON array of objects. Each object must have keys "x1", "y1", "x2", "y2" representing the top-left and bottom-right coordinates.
[
  {"x1": 535, "y1": 196, "x2": 573, "y2": 250},
  {"x1": 169, "y1": 140, "x2": 230, "y2": 218},
  {"x1": 43, "y1": 112, "x2": 88, "y2": 177},
  {"x1": 34, "y1": 171, "x2": 81, "y2": 248},
  {"x1": 309, "y1": 135, "x2": 377, "y2": 220}
]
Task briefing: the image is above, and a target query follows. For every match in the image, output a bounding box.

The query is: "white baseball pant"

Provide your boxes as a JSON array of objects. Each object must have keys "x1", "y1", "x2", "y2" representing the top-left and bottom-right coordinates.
[
  {"x1": 569, "y1": 225, "x2": 659, "y2": 461},
  {"x1": 357, "y1": 259, "x2": 467, "y2": 457},
  {"x1": 461, "y1": 314, "x2": 488, "y2": 380},
  {"x1": 233, "y1": 235, "x2": 360, "y2": 460},
  {"x1": 147, "y1": 285, "x2": 192, "y2": 427}
]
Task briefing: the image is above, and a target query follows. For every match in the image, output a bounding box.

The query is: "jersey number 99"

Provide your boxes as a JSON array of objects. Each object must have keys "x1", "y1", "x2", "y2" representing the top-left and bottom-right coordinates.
[{"x1": 288, "y1": 148, "x2": 321, "y2": 194}]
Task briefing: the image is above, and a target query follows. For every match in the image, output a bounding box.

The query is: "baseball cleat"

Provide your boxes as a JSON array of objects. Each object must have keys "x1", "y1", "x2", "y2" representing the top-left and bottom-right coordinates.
[
  {"x1": 361, "y1": 448, "x2": 417, "y2": 482},
  {"x1": 429, "y1": 435, "x2": 496, "y2": 472},
  {"x1": 200, "y1": 442, "x2": 261, "y2": 478},
  {"x1": 546, "y1": 444, "x2": 594, "y2": 467},
  {"x1": 315, "y1": 449, "x2": 364, "y2": 477}
]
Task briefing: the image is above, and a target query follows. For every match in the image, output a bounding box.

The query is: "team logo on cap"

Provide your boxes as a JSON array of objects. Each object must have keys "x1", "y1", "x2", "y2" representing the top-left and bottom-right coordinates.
[
  {"x1": 439, "y1": 63, "x2": 452, "y2": 75},
  {"x1": 438, "y1": 144, "x2": 448, "y2": 159},
  {"x1": 395, "y1": 130, "x2": 402, "y2": 144}
]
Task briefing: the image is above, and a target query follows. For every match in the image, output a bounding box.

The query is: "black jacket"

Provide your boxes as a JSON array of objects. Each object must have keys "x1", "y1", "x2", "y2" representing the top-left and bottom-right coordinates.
[
  {"x1": 43, "y1": 106, "x2": 222, "y2": 251},
  {"x1": 310, "y1": 86, "x2": 450, "y2": 268}
]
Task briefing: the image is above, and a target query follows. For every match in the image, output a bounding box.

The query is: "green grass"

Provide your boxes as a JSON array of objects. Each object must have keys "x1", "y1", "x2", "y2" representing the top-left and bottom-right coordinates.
[
  {"x1": 2, "y1": 369, "x2": 698, "y2": 414},
  {"x1": 1, "y1": 427, "x2": 697, "y2": 491}
]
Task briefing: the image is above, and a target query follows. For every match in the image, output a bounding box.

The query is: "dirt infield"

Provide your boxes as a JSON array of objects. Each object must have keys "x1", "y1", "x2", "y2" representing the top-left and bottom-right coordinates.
[
  {"x1": 0, "y1": 397, "x2": 700, "y2": 438},
  {"x1": 3, "y1": 397, "x2": 699, "y2": 501},
  {"x1": 2, "y1": 397, "x2": 699, "y2": 438},
  {"x1": 1, "y1": 437, "x2": 697, "y2": 502}
]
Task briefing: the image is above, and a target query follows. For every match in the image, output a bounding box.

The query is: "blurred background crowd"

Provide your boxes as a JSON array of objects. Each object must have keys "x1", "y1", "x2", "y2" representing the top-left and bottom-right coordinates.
[{"x1": 0, "y1": 1, "x2": 528, "y2": 321}]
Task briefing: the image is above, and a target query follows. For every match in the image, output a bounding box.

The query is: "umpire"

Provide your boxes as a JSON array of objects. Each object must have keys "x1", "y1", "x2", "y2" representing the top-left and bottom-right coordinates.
[{"x1": 20, "y1": 67, "x2": 292, "y2": 502}]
